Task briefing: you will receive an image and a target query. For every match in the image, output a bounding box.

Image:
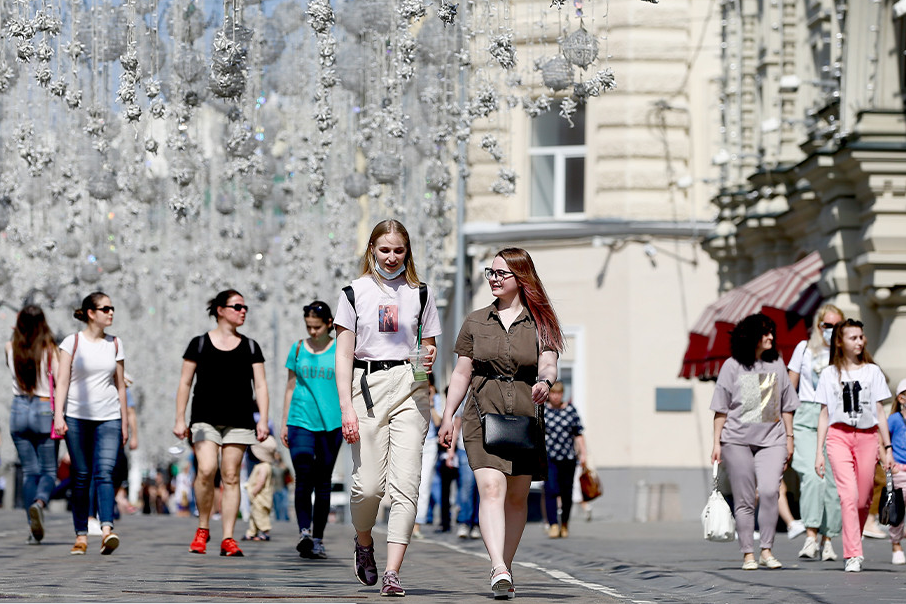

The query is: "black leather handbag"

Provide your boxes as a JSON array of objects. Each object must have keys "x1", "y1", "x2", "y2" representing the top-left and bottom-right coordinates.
[
  {"x1": 880, "y1": 469, "x2": 905, "y2": 526},
  {"x1": 474, "y1": 393, "x2": 541, "y2": 451}
]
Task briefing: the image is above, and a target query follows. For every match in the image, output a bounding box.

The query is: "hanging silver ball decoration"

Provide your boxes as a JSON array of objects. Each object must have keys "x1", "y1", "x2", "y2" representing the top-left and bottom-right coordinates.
[
  {"x1": 98, "y1": 248, "x2": 122, "y2": 273},
  {"x1": 60, "y1": 237, "x2": 81, "y2": 259},
  {"x1": 215, "y1": 192, "x2": 236, "y2": 215},
  {"x1": 541, "y1": 56, "x2": 574, "y2": 91},
  {"x1": 134, "y1": 175, "x2": 163, "y2": 204},
  {"x1": 561, "y1": 27, "x2": 598, "y2": 70},
  {"x1": 343, "y1": 172, "x2": 369, "y2": 198},
  {"x1": 173, "y1": 51, "x2": 206, "y2": 83},
  {"x1": 80, "y1": 261, "x2": 102, "y2": 284},
  {"x1": 369, "y1": 155, "x2": 401, "y2": 185},
  {"x1": 248, "y1": 173, "x2": 273, "y2": 203},
  {"x1": 425, "y1": 159, "x2": 450, "y2": 192},
  {"x1": 88, "y1": 171, "x2": 118, "y2": 200}
]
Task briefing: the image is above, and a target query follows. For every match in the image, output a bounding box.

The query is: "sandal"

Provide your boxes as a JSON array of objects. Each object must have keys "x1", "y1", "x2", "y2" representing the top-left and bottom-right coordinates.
[{"x1": 490, "y1": 565, "x2": 513, "y2": 600}]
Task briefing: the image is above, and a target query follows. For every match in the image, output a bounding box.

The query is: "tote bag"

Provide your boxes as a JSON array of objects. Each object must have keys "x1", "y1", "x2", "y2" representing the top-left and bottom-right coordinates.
[
  {"x1": 701, "y1": 461, "x2": 735, "y2": 542},
  {"x1": 879, "y1": 469, "x2": 905, "y2": 527}
]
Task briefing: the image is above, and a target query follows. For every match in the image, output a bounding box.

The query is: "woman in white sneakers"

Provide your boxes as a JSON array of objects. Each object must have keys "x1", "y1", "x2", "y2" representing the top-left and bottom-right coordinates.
[
  {"x1": 335, "y1": 219, "x2": 441, "y2": 597},
  {"x1": 54, "y1": 292, "x2": 127, "y2": 556},
  {"x1": 815, "y1": 318, "x2": 893, "y2": 572}
]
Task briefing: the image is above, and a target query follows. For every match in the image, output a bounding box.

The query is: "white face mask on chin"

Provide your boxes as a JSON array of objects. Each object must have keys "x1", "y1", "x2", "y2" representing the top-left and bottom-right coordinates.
[{"x1": 375, "y1": 259, "x2": 406, "y2": 280}]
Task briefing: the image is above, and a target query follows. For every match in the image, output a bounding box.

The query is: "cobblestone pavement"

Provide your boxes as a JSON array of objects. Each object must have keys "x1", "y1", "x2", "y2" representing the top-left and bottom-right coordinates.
[{"x1": 3, "y1": 509, "x2": 906, "y2": 603}]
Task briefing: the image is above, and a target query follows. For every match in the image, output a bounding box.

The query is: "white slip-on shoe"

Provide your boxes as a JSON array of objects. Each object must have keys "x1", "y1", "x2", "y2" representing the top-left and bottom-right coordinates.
[
  {"x1": 893, "y1": 550, "x2": 906, "y2": 565},
  {"x1": 787, "y1": 519, "x2": 806, "y2": 540}
]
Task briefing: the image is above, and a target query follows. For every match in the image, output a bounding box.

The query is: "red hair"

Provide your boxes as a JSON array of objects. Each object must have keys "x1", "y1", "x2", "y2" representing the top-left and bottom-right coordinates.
[{"x1": 496, "y1": 248, "x2": 564, "y2": 353}]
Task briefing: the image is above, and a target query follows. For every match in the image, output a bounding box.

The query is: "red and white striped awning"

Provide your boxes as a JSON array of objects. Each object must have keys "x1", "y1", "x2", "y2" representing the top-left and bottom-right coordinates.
[{"x1": 680, "y1": 251, "x2": 824, "y2": 380}]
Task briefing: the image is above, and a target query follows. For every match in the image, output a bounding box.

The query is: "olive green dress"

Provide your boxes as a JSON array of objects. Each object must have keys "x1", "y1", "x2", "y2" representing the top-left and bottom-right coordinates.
[{"x1": 454, "y1": 302, "x2": 549, "y2": 479}]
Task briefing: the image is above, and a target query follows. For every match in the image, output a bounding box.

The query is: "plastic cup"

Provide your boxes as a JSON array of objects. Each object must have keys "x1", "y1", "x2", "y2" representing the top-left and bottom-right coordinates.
[
  {"x1": 168, "y1": 441, "x2": 186, "y2": 456},
  {"x1": 409, "y1": 345, "x2": 428, "y2": 382}
]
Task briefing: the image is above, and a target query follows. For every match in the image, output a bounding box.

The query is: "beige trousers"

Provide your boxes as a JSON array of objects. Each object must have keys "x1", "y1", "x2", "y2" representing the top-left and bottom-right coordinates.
[{"x1": 349, "y1": 364, "x2": 430, "y2": 544}]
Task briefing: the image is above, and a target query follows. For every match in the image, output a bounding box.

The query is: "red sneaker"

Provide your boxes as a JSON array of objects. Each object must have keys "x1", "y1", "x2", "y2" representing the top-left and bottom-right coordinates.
[
  {"x1": 220, "y1": 538, "x2": 244, "y2": 557},
  {"x1": 190, "y1": 528, "x2": 210, "y2": 554}
]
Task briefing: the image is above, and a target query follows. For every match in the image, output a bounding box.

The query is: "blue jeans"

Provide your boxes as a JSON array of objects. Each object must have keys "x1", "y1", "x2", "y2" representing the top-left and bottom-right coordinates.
[
  {"x1": 287, "y1": 425, "x2": 342, "y2": 538},
  {"x1": 456, "y1": 449, "x2": 479, "y2": 526},
  {"x1": 65, "y1": 417, "x2": 122, "y2": 535},
  {"x1": 10, "y1": 395, "x2": 58, "y2": 520}
]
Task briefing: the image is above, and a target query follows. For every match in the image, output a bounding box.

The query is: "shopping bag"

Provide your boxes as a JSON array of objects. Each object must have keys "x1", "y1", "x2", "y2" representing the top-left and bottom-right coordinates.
[
  {"x1": 579, "y1": 464, "x2": 603, "y2": 501},
  {"x1": 701, "y1": 461, "x2": 735, "y2": 542}
]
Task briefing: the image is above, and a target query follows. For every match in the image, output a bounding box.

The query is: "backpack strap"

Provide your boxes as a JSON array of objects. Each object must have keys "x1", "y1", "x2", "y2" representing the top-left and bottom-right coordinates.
[
  {"x1": 113, "y1": 336, "x2": 119, "y2": 357},
  {"x1": 343, "y1": 285, "x2": 357, "y2": 332},
  {"x1": 197, "y1": 334, "x2": 205, "y2": 355},
  {"x1": 417, "y1": 282, "x2": 428, "y2": 344},
  {"x1": 249, "y1": 337, "x2": 256, "y2": 356},
  {"x1": 72, "y1": 332, "x2": 79, "y2": 358},
  {"x1": 294, "y1": 339, "x2": 304, "y2": 363}
]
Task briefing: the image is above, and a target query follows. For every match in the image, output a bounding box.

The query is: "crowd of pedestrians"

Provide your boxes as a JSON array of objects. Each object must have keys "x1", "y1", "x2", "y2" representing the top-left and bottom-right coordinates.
[
  {"x1": 24, "y1": 216, "x2": 906, "y2": 597},
  {"x1": 711, "y1": 308, "x2": 906, "y2": 574}
]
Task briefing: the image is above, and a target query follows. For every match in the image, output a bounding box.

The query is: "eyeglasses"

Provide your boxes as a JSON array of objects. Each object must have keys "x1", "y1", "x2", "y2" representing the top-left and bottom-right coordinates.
[
  {"x1": 484, "y1": 268, "x2": 515, "y2": 281},
  {"x1": 95, "y1": 306, "x2": 115, "y2": 313},
  {"x1": 225, "y1": 304, "x2": 249, "y2": 312}
]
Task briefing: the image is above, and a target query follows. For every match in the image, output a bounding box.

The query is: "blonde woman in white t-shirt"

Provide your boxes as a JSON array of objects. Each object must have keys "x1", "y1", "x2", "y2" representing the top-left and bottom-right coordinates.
[
  {"x1": 787, "y1": 304, "x2": 844, "y2": 562},
  {"x1": 335, "y1": 219, "x2": 442, "y2": 597},
  {"x1": 53, "y1": 292, "x2": 127, "y2": 556}
]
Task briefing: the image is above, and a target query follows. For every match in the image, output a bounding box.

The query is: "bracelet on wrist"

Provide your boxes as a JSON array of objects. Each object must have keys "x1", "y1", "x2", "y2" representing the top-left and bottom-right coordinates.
[{"x1": 885, "y1": 444, "x2": 893, "y2": 450}]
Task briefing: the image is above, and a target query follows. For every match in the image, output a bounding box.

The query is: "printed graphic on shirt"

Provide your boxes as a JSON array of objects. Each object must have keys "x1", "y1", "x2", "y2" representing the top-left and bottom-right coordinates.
[
  {"x1": 738, "y1": 373, "x2": 781, "y2": 424},
  {"x1": 379, "y1": 305, "x2": 398, "y2": 333},
  {"x1": 298, "y1": 364, "x2": 335, "y2": 381},
  {"x1": 841, "y1": 380, "x2": 872, "y2": 424}
]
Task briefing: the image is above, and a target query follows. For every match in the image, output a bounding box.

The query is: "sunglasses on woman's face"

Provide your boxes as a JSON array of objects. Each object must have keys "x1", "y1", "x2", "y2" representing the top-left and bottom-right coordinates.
[
  {"x1": 95, "y1": 306, "x2": 115, "y2": 313},
  {"x1": 225, "y1": 304, "x2": 248, "y2": 312}
]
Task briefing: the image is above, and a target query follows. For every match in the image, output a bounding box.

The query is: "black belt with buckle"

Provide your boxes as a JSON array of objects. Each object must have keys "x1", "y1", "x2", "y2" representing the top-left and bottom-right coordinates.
[
  {"x1": 353, "y1": 359, "x2": 410, "y2": 411},
  {"x1": 353, "y1": 359, "x2": 409, "y2": 374}
]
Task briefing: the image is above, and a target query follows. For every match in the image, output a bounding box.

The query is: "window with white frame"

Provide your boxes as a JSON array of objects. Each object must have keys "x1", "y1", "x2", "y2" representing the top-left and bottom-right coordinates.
[{"x1": 529, "y1": 107, "x2": 586, "y2": 218}]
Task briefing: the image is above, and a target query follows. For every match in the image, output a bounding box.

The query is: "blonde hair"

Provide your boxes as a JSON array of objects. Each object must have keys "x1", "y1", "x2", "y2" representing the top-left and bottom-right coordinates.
[
  {"x1": 807, "y1": 304, "x2": 845, "y2": 358},
  {"x1": 360, "y1": 219, "x2": 420, "y2": 287}
]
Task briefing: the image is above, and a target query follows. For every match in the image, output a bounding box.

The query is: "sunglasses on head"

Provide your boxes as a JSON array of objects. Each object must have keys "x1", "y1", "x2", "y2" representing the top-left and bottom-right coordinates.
[
  {"x1": 304, "y1": 303, "x2": 326, "y2": 314},
  {"x1": 225, "y1": 304, "x2": 248, "y2": 312},
  {"x1": 95, "y1": 306, "x2": 115, "y2": 313}
]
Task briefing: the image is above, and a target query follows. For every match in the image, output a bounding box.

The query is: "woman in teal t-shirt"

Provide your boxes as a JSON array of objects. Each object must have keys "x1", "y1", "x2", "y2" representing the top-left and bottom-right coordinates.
[{"x1": 280, "y1": 301, "x2": 342, "y2": 559}]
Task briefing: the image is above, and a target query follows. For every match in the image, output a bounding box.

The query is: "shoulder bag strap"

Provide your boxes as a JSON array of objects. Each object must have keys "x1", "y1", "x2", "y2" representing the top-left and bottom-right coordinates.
[
  {"x1": 342, "y1": 285, "x2": 356, "y2": 332},
  {"x1": 294, "y1": 339, "x2": 304, "y2": 363},
  {"x1": 72, "y1": 332, "x2": 79, "y2": 357}
]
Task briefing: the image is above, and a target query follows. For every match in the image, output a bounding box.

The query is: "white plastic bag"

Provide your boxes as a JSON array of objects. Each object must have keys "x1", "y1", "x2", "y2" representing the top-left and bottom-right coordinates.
[{"x1": 701, "y1": 461, "x2": 735, "y2": 542}]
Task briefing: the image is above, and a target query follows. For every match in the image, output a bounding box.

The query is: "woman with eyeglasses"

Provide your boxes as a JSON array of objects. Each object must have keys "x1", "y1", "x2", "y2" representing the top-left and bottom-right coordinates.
[
  {"x1": 815, "y1": 318, "x2": 893, "y2": 572},
  {"x1": 787, "y1": 304, "x2": 845, "y2": 562},
  {"x1": 174, "y1": 289, "x2": 269, "y2": 557},
  {"x1": 281, "y1": 300, "x2": 342, "y2": 559},
  {"x1": 335, "y1": 219, "x2": 441, "y2": 596},
  {"x1": 7, "y1": 305, "x2": 59, "y2": 545},
  {"x1": 710, "y1": 313, "x2": 799, "y2": 571},
  {"x1": 54, "y1": 292, "x2": 128, "y2": 555},
  {"x1": 438, "y1": 248, "x2": 563, "y2": 600}
]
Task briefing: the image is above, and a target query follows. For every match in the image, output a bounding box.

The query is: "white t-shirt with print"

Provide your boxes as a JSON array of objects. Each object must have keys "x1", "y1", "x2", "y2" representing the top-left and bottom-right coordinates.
[
  {"x1": 334, "y1": 275, "x2": 441, "y2": 361},
  {"x1": 59, "y1": 333, "x2": 125, "y2": 421},
  {"x1": 815, "y1": 363, "x2": 891, "y2": 429},
  {"x1": 787, "y1": 340, "x2": 830, "y2": 403}
]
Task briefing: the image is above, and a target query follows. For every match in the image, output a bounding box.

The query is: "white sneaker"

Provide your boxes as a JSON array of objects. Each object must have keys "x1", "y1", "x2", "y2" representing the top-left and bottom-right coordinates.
[
  {"x1": 87, "y1": 517, "x2": 102, "y2": 536},
  {"x1": 787, "y1": 519, "x2": 806, "y2": 540},
  {"x1": 893, "y1": 550, "x2": 906, "y2": 565},
  {"x1": 470, "y1": 525, "x2": 481, "y2": 539},
  {"x1": 457, "y1": 524, "x2": 470, "y2": 539},
  {"x1": 844, "y1": 556, "x2": 864, "y2": 572},
  {"x1": 822, "y1": 540, "x2": 837, "y2": 562},
  {"x1": 798, "y1": 536, "x2": 818, "y2": 559}
]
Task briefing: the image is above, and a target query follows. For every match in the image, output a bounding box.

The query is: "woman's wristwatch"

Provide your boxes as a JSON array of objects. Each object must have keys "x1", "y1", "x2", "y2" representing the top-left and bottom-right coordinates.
[{"x1": 537, "y1": 378, "x2": 553, "y2": 389}]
